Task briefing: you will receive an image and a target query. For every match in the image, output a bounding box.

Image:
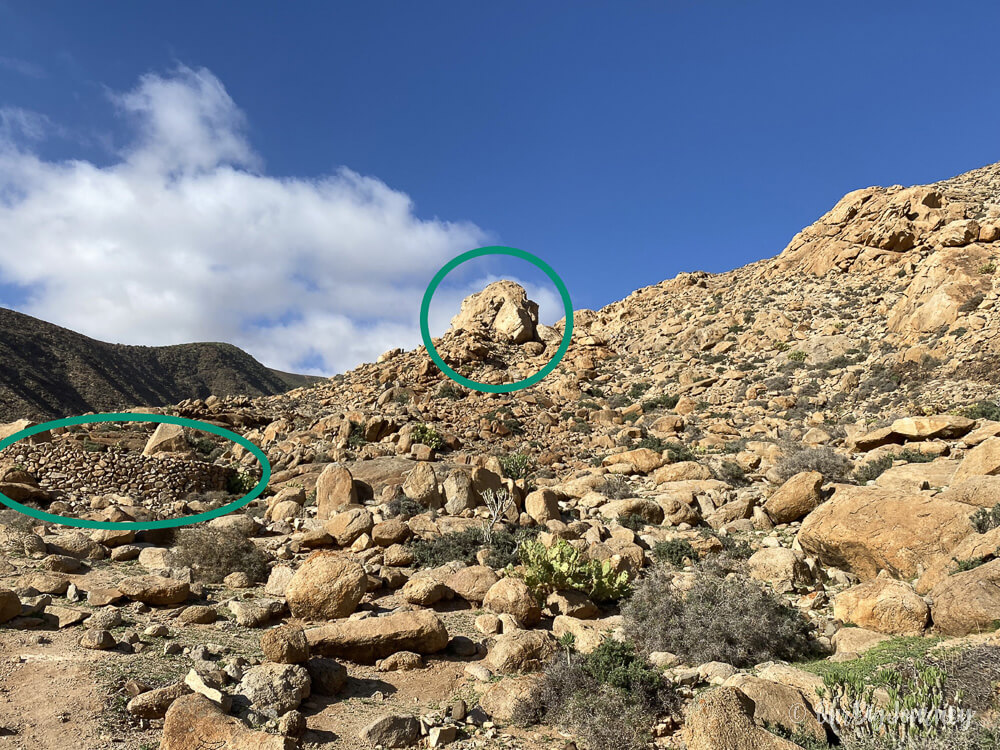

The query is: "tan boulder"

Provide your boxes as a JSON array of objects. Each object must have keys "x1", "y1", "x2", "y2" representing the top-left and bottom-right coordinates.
[
  {"x1": 479, "y1": 675, "x2": 541, "y2": 722},
  {"x1": 0, "y1": 589, "x2": 20, "y2": 623},
  {"x1": 284, "y1": 551, "x2": 366, "y2": 620},
  {"x1": 916, "y1": 527, "x2": 1000, "y2": 594},
  {"x1": 798, "y1": 485, "x2": 974, "y2": 579},
  {"x1": 929, "y1": 559, "x2": 1000, "y2": 636},
  {"x1": 524, "y1": 489, "x2": 561, "y2": 524},
  {"x1": 305, "y1": 610, "x2": 449, "y2": 663},
  {"x1": 324, "y1": 508, "x2": 373, "y2": 546},
  {"x1": 890, "y1": 416, "x2": 975, "y2": 441},
  {"x1": 551, "y1": 615, "x2": 620, "y2": 654},
  {"x1": 833, "y1": 578, "x2": 929, "y2": 635},
  {"x1": 449, "y1": 280, "x2": 539, "y2": 344},
  {"x1": 483, "y1": 578, "x2": 541, "y2": 626},
  {"x1": 161, "y1": 694, "x2": 292, "y2": 750},
  {"x1": 315, "y1": 465, "x2": 357, "y2": 520},
  {"x1": 117, "y1": 575, "x2": 189, "y2": 606},
  {"x1": 938, "y1": 476, "x2": 1000, "y2": 508},
  {"x1": 142, "y1": 423, "x2": 187, "y2": 456},
  {"x1": 403, "y1": 462, "x2": 442, "y2": 508},
  {"x1": 722, "y1": 675, "x2": 826, "y2": 743},
  {"x1": 746, "y1": 548, "x2": 812, "y2": 593},
  {"x1": 654, "y1": 461, "x2": 713, "y2": 483},
  {"x1": 763, "y1": 471, "x2": 823, "y2": 524},
  {"x1": 602, "y1": 448, "x2": 664, "y2": 475},
  {"x1": 485, "y1": 630, "x2": 555, "y2": 673},
  {"x1": 953, "y1": 438, "x2": 1000, "y2": 484},
  {"x1": 446, "y1": 565, "x2": 499, "y2": 604},
  {"x1": 682, "y1": 687, "x2": 805, "y2": 750},
  {"x1": 832, "y1": 626, "x2": 891, "y2": 656}
]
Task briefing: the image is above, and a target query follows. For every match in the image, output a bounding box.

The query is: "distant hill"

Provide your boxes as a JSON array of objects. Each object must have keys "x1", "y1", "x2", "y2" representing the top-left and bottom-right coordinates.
[{"x1": 0, "y1": 307, "x2": 321, "y2": 421}]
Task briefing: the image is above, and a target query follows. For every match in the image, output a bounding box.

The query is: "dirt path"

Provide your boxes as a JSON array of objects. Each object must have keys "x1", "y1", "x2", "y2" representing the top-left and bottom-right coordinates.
[{"x1": 0, "y1": 630, "x2": 116, "y2": 750}]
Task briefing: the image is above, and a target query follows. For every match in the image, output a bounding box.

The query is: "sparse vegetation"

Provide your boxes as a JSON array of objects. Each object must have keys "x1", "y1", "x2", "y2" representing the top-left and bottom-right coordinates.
[
  {"x1": 970, "y1": 503, "x2": 1000, "y2": 534},
  {"x1": 516, "y1": 538, "x2": 632, "y2": 602},
  {"x1": 170, "y1": 527, "x2": 269, "y2": 583},
  {"x1": 776, "y1": 446, "x2": 853, "y2": 481},
  {"x1": 498, "y1": 451, "x2": 532, "y2": 479},
  {"x1": 411, "y1": 423, "x2": 445, "y2": 450},
  {"x1": 622, "y1": 563, "x2": 816, "y2": 668},
  {"x1": 600, "y1": 474, "x2": 635, "y2": 499},
  {"x1": 652, "y1": 538, "x2": 697, "y2": 567}
]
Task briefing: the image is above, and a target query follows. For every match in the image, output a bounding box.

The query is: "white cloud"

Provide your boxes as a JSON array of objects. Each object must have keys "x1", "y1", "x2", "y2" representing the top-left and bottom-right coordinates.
[{"x1": 0, "y1": 66, "x2": 488, "y2": 374}]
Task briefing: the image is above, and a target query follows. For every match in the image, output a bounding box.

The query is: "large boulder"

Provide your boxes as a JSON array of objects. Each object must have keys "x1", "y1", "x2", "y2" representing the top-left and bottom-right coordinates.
[
  {"x1": 0, "y1": 589, "x2": 20, "y2": 623},
  {"x1": 602, "y1": 448, "x2": 664, "y2": 475},
  {"x1": 682, "y1": 687, "x2": 804, "y2": 750},
  {"x1": 482, "y1": 578, "x2": 541, "y2": 626},
  {"x1": 479, "y1": 675, "x2": 541, "y2": 722},
  {"x1": 446, "y1": 565, "x2": 499, "y2": 604},
  {"x1": 929, "y1": 559, "x2": 1000, "y2": 636},
  {"x1": 722, "y1": 675, "x2": 826, "y2": 743},
  {"x1": 359, "y1": 714, "x2": 421, "y2": 748},
  {"x1": 161, "y1": 694, "x2": 293, "y2": 750},
  {"x1": 402, "y1": 462, "x2": 442, "y2": 509},
  {"x1": 315, "y1": 465, "x2": 357, "y2": 520},
  {"x1": 284, "y1": 552, "x2": 366, "y2": 621},
  {"x1": 142, "y1": 423, "x2": 187, "y2": 456},
  {"x1": 889, "y1": 416, "x2": 975, "y2": 441},
  {"x1": 237, "y1": 663, "x2": 311, "y2": 716},
  {"x1": 486, "y1": 630, "x2": 556, "y2": 674},
  {"x1": 524, "y1": 489, "x2": 561, "y2": 524},
  {"x1": 324, "y1": 508, "x2": 373, "y2": 546},
  {"x1": 833, "y1": 578, "x2": 929, "y2": 635},
  {"x1": 450, "y1": 280, "x2": 539, "y2": 344},
  {"x1": 797, "y1": 486, "x2": 974, "y2": 579},
  {"x1": 305, "y1": 610, "x2": 449, "y2": 663},
  {"x1": 763, "y1": 471, "x2": 823, "y2": 524},
  {"x1": 746, "y1": 548, "x2": 812, "y2": 593},
  {"x1": 117, "y1": 575, "x2": 189, "y2": 606},
  {"x1": 953, "y1": 437, "x2": 1000, "y2": 484}
]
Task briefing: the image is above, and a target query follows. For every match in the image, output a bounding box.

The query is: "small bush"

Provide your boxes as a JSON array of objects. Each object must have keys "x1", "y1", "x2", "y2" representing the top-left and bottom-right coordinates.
[
  {"x1": 979, "y1": 262, "x2": 996, "y2": 275},
  {"x1": 600, "y1": 474, "x2": 635, "y2": 499},
  {"x1": 776, "y1": 447, "x2": 852, "y2": 481},
  {"x1": 652, "y1": 539, "x2": 697, "y2": 567},
  {"x1": 971, "y1": 503, "x2": 1000, "y2": 534},
  {"x1": 408, "y1": 526, "x2": 539, "y2": 569},
  {"x1": 347, "y1": 421, "x2": 366, "y2": 449},
  {"x1": 411, "y1": 423, "x2": 444, "y2": 450},
  {"x1": 517, "y1": 538, "x2": 631, "y2": 602},
  {"x1": 715, "y1": 459, "x2": 749, "y2": 486},
  {"x1": 498, "y1": 452, "x2": 532, "y2": 480},
  {"x1": 641, "y1": 393, "x2": 679, "y2": 412},
  {"x1": 81, "y1": 438, "x2": 107, "y2": 453},
  {"x1": 952, "y1": 557, "x2": 989, "y2": 573},
  {"x1": 226, "y1": 466, "x2": 258, "y2": 495},
  {"x1": 628, "y1": 382, "x2": 652, "y2": 400},
  {"x1": 515, "y1": 639, "x2": 677, "y2": 750},
  {"x1": 788, "y1": 350, "x2": 808, "y2": 362},
  {"x1": 960, "y1": 400, "x2": 1000, "y2": 421},
  {"x1": 617, "y1": 513, "x2": 648, "y2": 532},
  {"x1": 436, "y1": 383, "x2": 465, "y2": 400},
  {"x1": 188, "y1": 435, "x2": 217, "y2": 456},
  {"x1": 622, "y1": 564, "x2": 816, "y2": 668},
  {"x1": 384, "y1": 495, "x2": 424, "y2": 519},
  {"x1": 854, "y1": 454, "x2": 895, "y2": 484},
  {"x1": 171, "y1": 527, "x2": 269, "y2": 583}
]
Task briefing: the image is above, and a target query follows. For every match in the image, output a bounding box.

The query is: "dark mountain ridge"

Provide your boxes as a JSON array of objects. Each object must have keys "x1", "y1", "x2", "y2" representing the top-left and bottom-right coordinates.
[{"x1": 0, "y1": 307, "x2": 320, "y2": 421}]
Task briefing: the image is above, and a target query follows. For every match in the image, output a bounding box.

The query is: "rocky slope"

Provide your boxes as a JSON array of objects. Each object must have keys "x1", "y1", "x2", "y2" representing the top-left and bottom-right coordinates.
[
  {"x1": 0, "y1": 307, "x2": 318, "y2": 421},
  {"x1": 2, "y1": 162, "x2": 1000, "y2": 750}
]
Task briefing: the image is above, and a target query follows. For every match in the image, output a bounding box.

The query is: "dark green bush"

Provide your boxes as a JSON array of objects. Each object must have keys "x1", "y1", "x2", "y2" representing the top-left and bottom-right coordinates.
[
  {"x1": 971, "y1": 504, "x2": 1000, "y2": 534},
  {"x1": 407, "y1": 526, "x2": 539, "y2": 569},
  {"x1": 515, "y1": 639, "x2": 677, "y2": 750},
  {"x1": 600, "y1": 474, "x2": 635, "y2": 499},
  {"x1": 854, "y1": 454, "x2": 895, "y2": 483},
  {"x1": 171, "y1": 527, "x2": 269, "y2": 583},
  {"x1": 641, "y1": 393, "x2": 679, "y2": 412},
  {"x1": 617, "y1": 513, "x2": 648, "y2": 532},
  {"x1": 621, "y1": 565, "x2": 816, "y2": 668},
  {"x1": 960, "y1": 401, "x2": 1000, "y2": 421},
  {"x1": 715, "y1": 460, "x2": 749, "y2": 486},
  {"x1": 384, "y1": 495, "x2": 425, "y2": 519},
  {"x1": 776, "y1": 447, "x2": 852, "y2": 481},
  {"x1": 411, "y1": 423, "x2": 444, "y2": 450},
  {"x1": 652, "y1": 539, "x2": 697, "y2": 567},
  {"x1": 498, "y1": 452, "x2": 532, "y2": 480}
]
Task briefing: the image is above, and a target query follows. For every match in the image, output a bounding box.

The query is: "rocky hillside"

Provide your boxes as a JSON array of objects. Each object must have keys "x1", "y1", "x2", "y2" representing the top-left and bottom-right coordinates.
[
  {"x1": 2, "y1": 162, "x2": 1000, "y2": 750},
  {"x1": 0, "y1": 307, "x2": 318, "y2": 421}
]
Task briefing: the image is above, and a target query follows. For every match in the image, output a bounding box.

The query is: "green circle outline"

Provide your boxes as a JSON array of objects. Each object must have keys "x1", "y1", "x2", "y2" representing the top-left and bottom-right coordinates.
[
  {"x1": 419, "y1": 246, "x2": 574, "y2": 393},
  {"x1": 0, "y1": 412, "x2": 271, "y2": 530}
]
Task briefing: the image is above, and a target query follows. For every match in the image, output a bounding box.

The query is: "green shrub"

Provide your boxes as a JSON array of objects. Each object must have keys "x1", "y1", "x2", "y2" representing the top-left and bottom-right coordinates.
[
  {"x1": 952, "y1": 557, "x2": 989, "y2": 573},
  {"x1": 788, "y1": 350, "x2": 808, "y2": 362},
  {"x1": 516, "y1": 538, "x2": 631, "y2": 602},
  {"x1": 776, "y1": 447, "x2": 852, "y2": 481},
  {"x1": 498, "y1": 452, "x2": 532, "y2": 480},
  {"x1": 641, "y1": 393, "x2": 679, "y2": 412},
  {"x1": 411, "y1": 423, "x2": 444, "y2": 450},
  {"x1": 971, "y1": 503, "x2": 1000, "y2": 534},
  {"x1": 854, "y1": 454, "x2": 895, "y2": 484},
  {"x1": 384, "y1": 495, "x2": 424, "y2": 519},
  {"x1": 408, "y1": 526, "x2": 539, "y2": 569},
  {"x1": 436, "y1": 382, "x2": 465, "y2": 400},
  {"x1": 81, "y1": 438, "x2": 107, "y2": 453},
  {"x1": 960, "y1": 400, "x2": 1000, "y2": 421},
  {"x1": 515, "y1": 639, "x2": 677, "y2": 750},
  {"x1": 979, "y1": 262, "x2": 996, "y2": 275},
  {"x1": 170, "y1": 527, "x2": 269, "y2": 583},
  {"x1": 616, "y1": 513, "x2": 648, "y2": 532},
  {"x1": 226, "y1": 466, "x2": 258, "y2": 494},
  {"x1": 600, "y1": 474, "x2": 635, "y2": 499},
  {"x1": 188, "y1": 435, "x2": 217, "y2": 456},
  {"x1": 622, "y1": 564, "x2": 816, "y2": 668},
  {"x1": 715, "y1": 460, "x2": 749, "y2": 486},
  {"x1": 347, "y1": 421, "x2": 366, "y2": 449},
  {"x1": 628, "y1": 382, "x2": 652, "y2": 400},
  {"x1": 652, "y1": 539, "x2": 697, "y2": 567}
]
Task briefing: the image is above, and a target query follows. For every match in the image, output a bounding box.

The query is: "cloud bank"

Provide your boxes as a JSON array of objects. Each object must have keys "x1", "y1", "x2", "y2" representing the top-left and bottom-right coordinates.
[{"x1": 0, "y1": 66, "x2": 491, "y2": 374}]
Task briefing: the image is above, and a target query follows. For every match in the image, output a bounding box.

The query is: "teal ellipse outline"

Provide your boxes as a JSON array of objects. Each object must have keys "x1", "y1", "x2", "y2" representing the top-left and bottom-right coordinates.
[
  {"x1": 0, "y1": 413, "x2": 271, "y2": 531},
  {"x1": 419, "y1": 246, "x2": 574, "y2": 393}
]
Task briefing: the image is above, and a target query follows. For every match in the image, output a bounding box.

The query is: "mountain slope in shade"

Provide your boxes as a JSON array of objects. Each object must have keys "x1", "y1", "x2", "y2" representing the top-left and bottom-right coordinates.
[{"x1": 0, "y1": 307, "x2": 320, "y2": 421}]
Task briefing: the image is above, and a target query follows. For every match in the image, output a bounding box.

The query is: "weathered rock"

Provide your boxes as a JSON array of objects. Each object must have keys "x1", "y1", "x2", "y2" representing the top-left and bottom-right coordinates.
[
  {"x1": 485, "y1": 630, "x2": 555, "y2": 673},
  {"x1": 229, "y1": 598, "x2": 286, "y2": 628},
  {"x1": 450, "y1": 280, "x2": 539, "y2": 344},
  {"x1": 0, "y1": 589, "x2": 20, "y2": 623},
  {"x1": 682, "y1": 686, "x2": 803, "y2": 750},
  {"x1": 479, "y1": 675, "x2": 541, "y2": 722},
  {"x1": 79, "y1": 628, "x2": 116, "y2": 650},
  {"x1": 260, "y1": 624, "x2": 310, "y2": 664},
  {"x1": 722, "y1": 675, "x2": 826, "y2": 743},
  {"x1": 953, "y1": 437, "x2": 1000, "y2": 484},
  {"x1": 238, "y1": 663, "x2": 311, "y2": 716},
  {"x1": 763, "y1": 471, "x2": 823, "y2": 524},
  {"x1": 305, "y1": 657, "x2": 348, "y2": 695},
  {"x1": 161, "y1": 694, "x2": 293, "y2": 750},
  {"x1": 284, "y1": 551, "x2": 366, "y2": 620},
  {"x1": 127, "y1": 681, "x2": 191, "y2": 719},
  {"x1": 402, "y1": 462, "x2": 442, "y2": 508},
  {"x1": 890, "y1": 416, "x2": 975, "y2": 441},
  {"x1": 117, "y1": 575, "x2": 190, "y2": 606},
  {"x1": 482, "y1": 578, "x2": 541, "y2": 626},
  {"x1": 305, "y1": 610, "x2": 449, "y2": 663},
  {"x1": 833, "y1": 578, "x2": 929, "y2": 635},
  {"x1": 142, "y1": 423, "x2": 187, "y2": 456},
  {"x1": 929, "y1": 559, "x2": 1000, "y2": 636},
  {"x1": 746, "y1": 548, "x2": 812, "y2": 593},
  {"x1": 359, "y1": 714, "x2": 421, "y2": 749},
  {"x1": 602, "y1": 448, "x2": 664, "y2": 475},
  {"x1": 524, "y1": 489, "x2": 561, "y2": 524},
  {"x1": 446, "y1": 565, "x2": 499, "y2": 604},
  {"x1": 798, "y1": 486, "x2": 974, "y2": 579},
  {"x1": 324, "y1": 508, "x2": 373, "y2": 546},
  {"x1": 315, "y1": 465, "x2": 357, "y2": 520}
]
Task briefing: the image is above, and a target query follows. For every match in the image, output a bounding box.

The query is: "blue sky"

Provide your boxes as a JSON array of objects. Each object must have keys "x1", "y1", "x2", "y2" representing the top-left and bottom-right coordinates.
[{"x1": 0, "y1": 2, "x2": 998, "y2": 374}]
